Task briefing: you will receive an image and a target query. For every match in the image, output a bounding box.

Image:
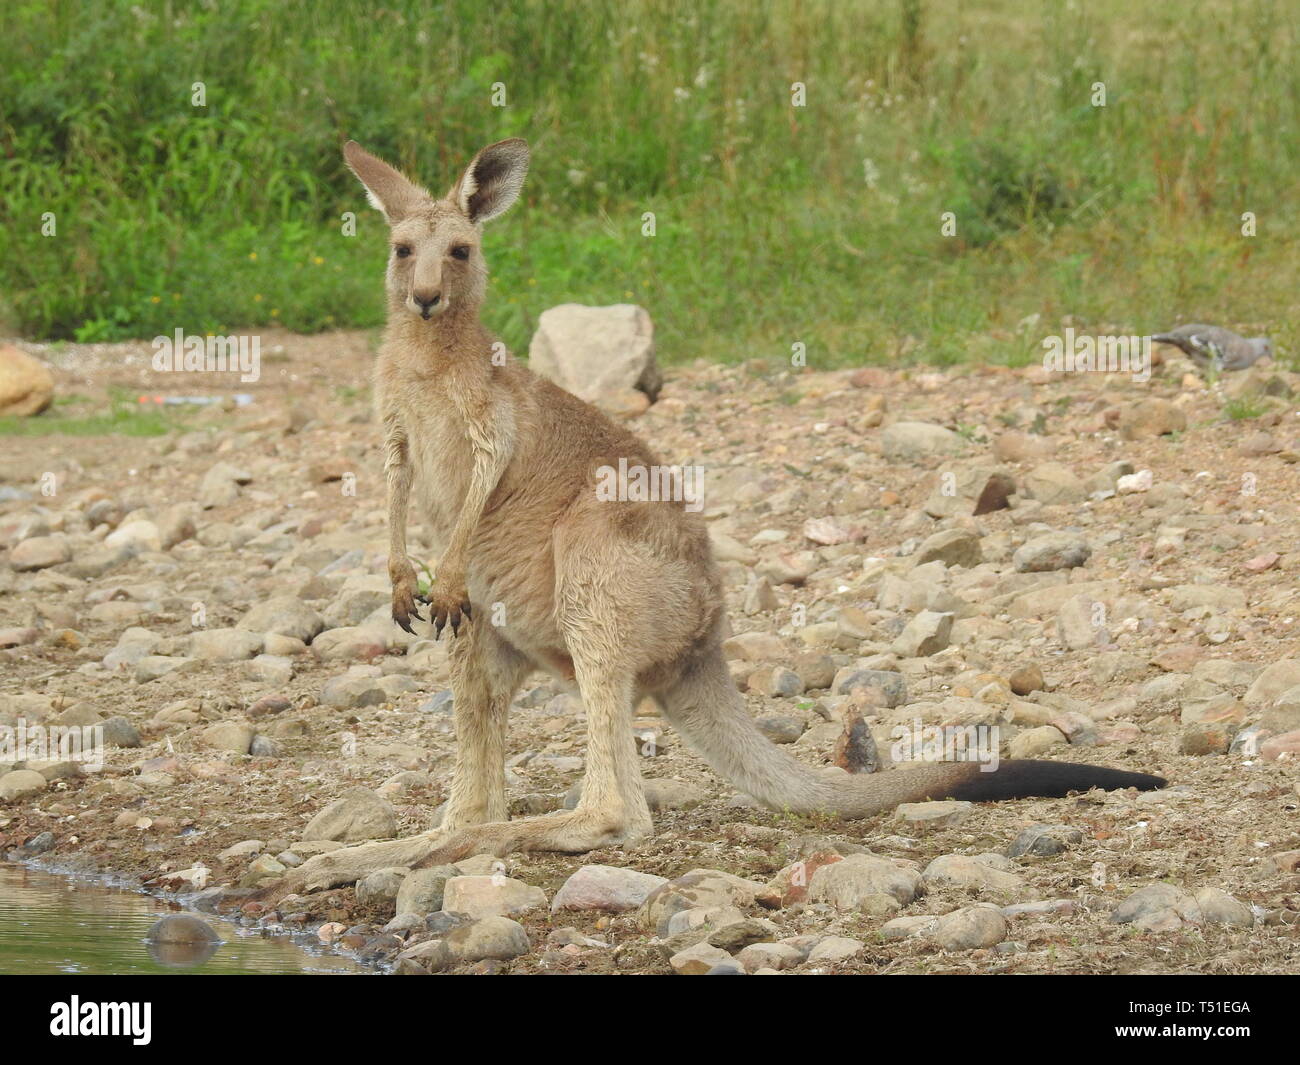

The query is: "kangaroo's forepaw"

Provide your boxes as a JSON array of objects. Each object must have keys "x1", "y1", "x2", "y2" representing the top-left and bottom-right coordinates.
[
  {"x1": 390, "y1": 566, "x2": 423, "y2": 634},
  {"x1": 422, "y1": 588, "x2": 471, "y2": 639}
]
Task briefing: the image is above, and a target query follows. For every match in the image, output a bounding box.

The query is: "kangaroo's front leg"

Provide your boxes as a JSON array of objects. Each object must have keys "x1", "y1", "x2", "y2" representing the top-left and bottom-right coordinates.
[
  {"x1": 384, "y1": 416, "x2": 422, "y2": 634},
  {"x1": 426, "y1": 396, "x2": 513, "y2": 639}
]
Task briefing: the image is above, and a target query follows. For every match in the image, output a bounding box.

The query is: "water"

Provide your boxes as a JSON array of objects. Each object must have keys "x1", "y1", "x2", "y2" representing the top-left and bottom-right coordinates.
[{"x1": 0, "y1": 863, "x2": 368, "y2": 975}]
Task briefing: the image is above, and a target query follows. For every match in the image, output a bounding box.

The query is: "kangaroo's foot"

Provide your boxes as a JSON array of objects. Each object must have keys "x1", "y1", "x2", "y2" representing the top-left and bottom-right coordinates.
[
  {"x1": 282, "y1": 832, "x2": 450, "y2": 894},
  {"x1": 414, "y1": 808, "x2": 649, "y2": 869},
  {"x1": 269, "y1": 810, "x2": 643, "y2": 897}
]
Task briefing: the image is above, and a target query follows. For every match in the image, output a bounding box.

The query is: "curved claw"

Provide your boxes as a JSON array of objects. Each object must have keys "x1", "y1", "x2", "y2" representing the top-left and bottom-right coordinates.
[
  {"x1": 434, "y1": 614, "x2": 447, "y2": 640},
  {"x1": 394, "y1": 612, "x2": 415, "y2": 635},
  {"x1": 461, "y1": 601, "x2": 472, "y2": 621}
]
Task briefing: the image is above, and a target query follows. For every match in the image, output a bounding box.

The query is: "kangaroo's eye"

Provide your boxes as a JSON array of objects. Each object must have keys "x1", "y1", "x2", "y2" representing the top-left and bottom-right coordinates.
[
  {"x1": 395, "y1": 245, "x2": 412, "y2": 258},
  {"x1": 451, "y1": 245, "x2": 471, "y2": 260}
]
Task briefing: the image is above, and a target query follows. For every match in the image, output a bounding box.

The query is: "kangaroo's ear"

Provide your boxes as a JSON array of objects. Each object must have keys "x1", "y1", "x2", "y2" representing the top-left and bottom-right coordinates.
[
  {"x1": 343, "y1": 140, "x2": 427, "y2": 223},
  {"x1": 451, "y1": 139, "x2": 530, "y2": 224}
]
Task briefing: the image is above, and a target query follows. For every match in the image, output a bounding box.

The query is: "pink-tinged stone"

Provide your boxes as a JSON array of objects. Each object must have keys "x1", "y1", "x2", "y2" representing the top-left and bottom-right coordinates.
[
  {"x1": 1260, "y1": 730, "x2": 1300, "y2": 761},
  {"x1": 757, "y1": 851, "x2": 843, "y2": 909}
]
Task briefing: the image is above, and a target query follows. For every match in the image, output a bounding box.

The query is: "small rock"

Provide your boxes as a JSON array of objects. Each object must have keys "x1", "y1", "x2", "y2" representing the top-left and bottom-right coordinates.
[
  {"x1": 1007, "y1": 824, "x2": 1083, "y2": 857},
  {"x1": 1008, "y1": 725, "x2": 1067, "y2": 758},
  {"x1": 913, "y1": 529, "x2": 982, "y2": 569},
  {"x1": 1118, "y1": 399, "x2": 1186, "y2": 440},
  {"x1": 833, "y1": 714, "x2": 880, "y2": 774},
  {"x1": 934, "y1": 905, "x2": 1007, "y2": 950},
  {"x1": 9, "y1": 535, "x2": 71, "y2": 572},
  {"x1": 923, "y1": 854, "x2": 1024, "y2": 895},
  {"x1": 806, "y1": 936, "x2": 865, "y2": 964},
  {"x1": 1008, "y1": 663, "x2": 1045, "y2": 696},
  {"x1": 199, "y1": 721, "x2": 254, "y2": 755},
  {"x1": 669, "y1": 941, "x2": 733, "y2": 975},
  {"x1": 1023, "y1": 463, "x2": 1086, "y2": 505},
  {"x1": 1013, "y1": 533, "x2": 1091, "y2": 573},
  {"x1": 891, "y1": 610, "x2": 953, "y2": 658},
  {"x1": 881, "y1": 422, "x2": 964, "y2": 463},
  {"x1": 895, "y1": 800, "x2": 972, "y2": 830}
]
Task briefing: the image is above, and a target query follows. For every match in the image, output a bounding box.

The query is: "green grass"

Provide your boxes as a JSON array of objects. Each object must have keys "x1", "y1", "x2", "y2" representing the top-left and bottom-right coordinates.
[
  {"x1": 1, "y1": 0, "x2": 1297, "y2": 368},
  {"x1": 0, "y1": 390, "x2": 195, "y2": 436},
  {"x1": 1222, "y1": 396, "x2": 1267, "y2": 421}
]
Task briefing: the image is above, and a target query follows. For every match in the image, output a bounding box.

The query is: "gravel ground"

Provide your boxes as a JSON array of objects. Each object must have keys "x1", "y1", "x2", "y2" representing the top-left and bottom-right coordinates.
[{"x1": 1, "y1": 331, "x2": 1298, "y2": 975}]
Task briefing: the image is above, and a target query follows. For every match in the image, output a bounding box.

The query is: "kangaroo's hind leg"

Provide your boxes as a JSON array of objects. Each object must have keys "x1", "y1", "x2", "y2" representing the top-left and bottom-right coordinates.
[
  {"x1": 271, "y1": 613, "x2": 530, "y2": 894},
  {"x1": 440, "y1": 618, "x2": 531, "y2": 832}
]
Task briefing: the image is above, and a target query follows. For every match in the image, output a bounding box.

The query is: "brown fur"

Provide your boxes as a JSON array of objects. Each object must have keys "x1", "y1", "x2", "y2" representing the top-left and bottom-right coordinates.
[{"x1": 280, "y1": 140, "x2": 1165, "y2": 893}]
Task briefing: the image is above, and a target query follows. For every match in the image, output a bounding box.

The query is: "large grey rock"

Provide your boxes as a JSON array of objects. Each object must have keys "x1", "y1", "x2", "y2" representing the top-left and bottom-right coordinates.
[
  {"x1": 638, "y1": 869, "x2": 764, "y2": 934},
  {"x1": 551, "y1": 864, "x2": 668, "y2": 913},
  {"x1": 808, "y1": 854, "x2": 922, "y2": 910},
  {"x1": 1110, "y1": 883, "x2": 1200, "y2": 928},
  {"x1": 923, "y1": 854, "x2": 1024, "y2": 895},
  {"x1": 395, "y1": 865, "x2": 458, "y2": 916},
  {"x1": 300, "y1": 787, "x2": 397, "y2": 842},
  {"x1": 442, "y1": 876, "x2": 547, "y2": 920},
  {"x1": 443, "y1": 915, "x2": 531, "y2": 963},
  {"x1": 528, "y1": 303, "x2": 661, "y2": 406},
  {"x1": 355, "y1": 867, "x2": 407, "y2": 906},
  {"x1": 146, "y1": 914, "x2": 220, "y2": 945}
]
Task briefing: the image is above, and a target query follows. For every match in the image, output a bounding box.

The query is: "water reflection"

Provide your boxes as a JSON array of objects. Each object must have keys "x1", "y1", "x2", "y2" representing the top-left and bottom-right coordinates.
[{"x1": 0, "y1": 863, "x2": 366, "y2": 975}]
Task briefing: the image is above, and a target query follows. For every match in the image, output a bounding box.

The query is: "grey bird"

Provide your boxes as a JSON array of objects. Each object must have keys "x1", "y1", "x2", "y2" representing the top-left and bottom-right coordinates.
[{"x1": 1151, "y1": 323, "x2": 1273, "y2": 372}]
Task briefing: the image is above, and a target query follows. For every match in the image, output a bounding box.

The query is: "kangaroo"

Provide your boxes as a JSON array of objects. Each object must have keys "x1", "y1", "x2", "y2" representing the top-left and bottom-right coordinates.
[{"x1": 282, "y1": 138, "x2": 1165, "y2": 893}]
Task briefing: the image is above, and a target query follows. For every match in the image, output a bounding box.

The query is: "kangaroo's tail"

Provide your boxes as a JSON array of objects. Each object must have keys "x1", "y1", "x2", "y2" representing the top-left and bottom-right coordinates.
[{"x1": 655, "y1": 647, "x2": 1165, "y2": 818}]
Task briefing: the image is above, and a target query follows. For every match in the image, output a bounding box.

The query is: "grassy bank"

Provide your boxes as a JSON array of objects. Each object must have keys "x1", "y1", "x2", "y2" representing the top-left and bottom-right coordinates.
[{"x1": 1, "y1": 0, "x2": 1296, "y2": 365}]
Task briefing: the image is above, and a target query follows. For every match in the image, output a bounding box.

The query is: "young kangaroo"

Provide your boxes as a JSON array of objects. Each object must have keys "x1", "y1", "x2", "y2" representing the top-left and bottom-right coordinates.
[{"x1": 283, "y1": 138, "x2": 1165, "y2": 893}]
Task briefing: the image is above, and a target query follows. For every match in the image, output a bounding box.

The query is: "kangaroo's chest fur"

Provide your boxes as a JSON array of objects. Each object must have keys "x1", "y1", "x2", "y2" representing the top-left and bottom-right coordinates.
[
  {"x1": 376, "y1": 344, "x2": 567, "y2": 645},
  {"x1": 377, "y1": 351, "x2": 487, "y2": 542}
]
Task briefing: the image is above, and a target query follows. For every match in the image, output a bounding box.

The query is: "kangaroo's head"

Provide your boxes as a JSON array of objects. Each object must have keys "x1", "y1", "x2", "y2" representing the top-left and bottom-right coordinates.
[{"x1": 343, "y1": 138, "x2": 529, "y2": 322}]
